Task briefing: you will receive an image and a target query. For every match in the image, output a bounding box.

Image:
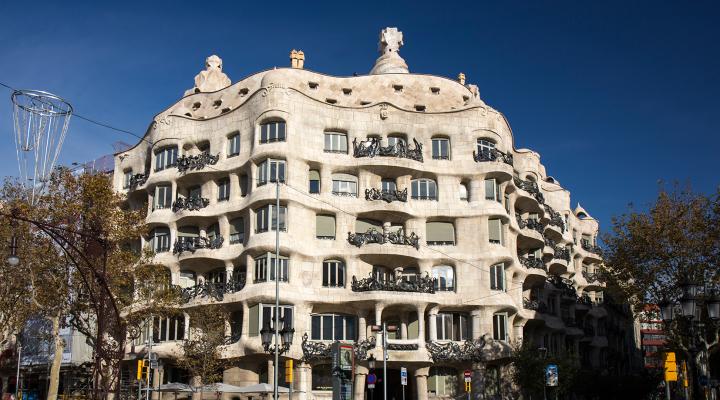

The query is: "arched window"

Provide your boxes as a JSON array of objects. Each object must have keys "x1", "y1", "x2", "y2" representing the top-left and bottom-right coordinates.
[
  {"x1": 331, "y1": 173, "x2": 358, "y2": 196},
  {"x1": 230, "y1": 218, "x2": 244, "y2": 244},
  {"x1": 312, "y1": 364, "x2": 333, "y2": 391},
  {"x1": 316, "y1": 214, "x2": 336, "y2": 239},
  {"x1": 431, "y1": 137, "x2": 450, "y2": 160},
  {"x1": 459, "y1": 183, "x2": 468, "y2": 201},
  {"x1": 151, "y1": 227, "x2": 170, "y2": 253},
  {"x1": 227, "y1": 132, "x2": 240, "y2": 157},
  {"x1": 258, "y1": 159, "x2": 286, "y2": 186},
  {"x1": 432, "y1": 265, "x2": 455, "y2": 291},
  {"x1": 153, "y1": 184, "x2": 172, "y2": 210},
  {"x1": 254, "y1": 253, "x2": 289, "y2": 282},
  {"x1": 476, "y1": 138, "x2": 496, "y2": 158},
  {"x1": 260, "y1": 120, "x2": 286, "y2": 143},
  {"x1": 324, "y1": 131, "x2": 348, "y2": 153},
  {"x1": 428, "y1": 367, "x2": 458, "y2": 396},
  {"x1": 411, "y1": 179, "x2": 437, "y2": 200},
  {"x1": 309, "y1": 170, "x2": 320, "y2": 193},
  {"x1": 154, "y1": 146, "x2": 178, "y2": 171},
  {"x1": 322, "y1": 260, "x2": 345, "y2": 287},
  {"x1": 426, "y1": 222, "x2": 455, "y2": 245}
]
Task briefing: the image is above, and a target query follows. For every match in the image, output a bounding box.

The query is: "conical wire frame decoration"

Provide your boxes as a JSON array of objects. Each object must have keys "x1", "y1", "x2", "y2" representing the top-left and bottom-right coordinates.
[{"x1": 11, "y1": 89, "x2": 73, "y2": 205}]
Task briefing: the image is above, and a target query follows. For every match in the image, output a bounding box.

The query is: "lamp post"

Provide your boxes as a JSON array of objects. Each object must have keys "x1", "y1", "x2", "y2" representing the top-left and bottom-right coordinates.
[
  {"x1": 659, "y1": 281, "x2": 720, "y2": 400},
  {"x1": 7, "y1": 235, "x2": 19, "y2": 266},
  {"x1": 261, "y1": 316, "x2": 294, "y2": 399},
  {"x1": 370, "y1": 323, "x2": 398, "y2": 400}
]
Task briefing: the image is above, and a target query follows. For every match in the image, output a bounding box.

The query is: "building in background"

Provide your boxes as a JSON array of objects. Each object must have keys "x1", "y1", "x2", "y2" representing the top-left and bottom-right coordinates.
[
  {"x1": 639, "y1": 304, "x2": 666, "y2": 369},
  {"x1": 114, "y1": 27, "x2": 639, "y2": 399}
]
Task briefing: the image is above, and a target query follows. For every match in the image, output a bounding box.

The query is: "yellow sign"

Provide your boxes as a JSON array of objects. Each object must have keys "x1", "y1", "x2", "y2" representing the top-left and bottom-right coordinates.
[
  {"x1": 682, "y1": 361, "x2": 689, "y2": 388},
  {"x1": 664, "y1": 352, "x2": 677, "y2": 382},
  {"x1": 285, "y1": 359, "x2": 294, "y2": 383},
  {"x1": 465, "y1": 382, "x2": 471, "y2": 393}
]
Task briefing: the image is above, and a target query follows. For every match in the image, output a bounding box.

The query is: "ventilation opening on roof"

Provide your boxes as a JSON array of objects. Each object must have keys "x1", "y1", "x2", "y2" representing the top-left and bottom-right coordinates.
[
  {"x1": 326, "y1": 98, "x2": 337, "y2": 104},
  {"x1": 192, "y1": 102, "x2": 202, "y2": 111},
  {"x1": 221, "y1": 107, "x2": 231, "y2": 114},
  {"x1": 342, "y1": 88, "x2": 352, "y2": 95},
  {"x1": 239, "y1": 88, "x2": 249, "y2": 96},
  {"x1": 430, "y1": 87, "x2": 440, "y2": 95},
  {"x1": 415, "y1": 105, "x2": 426, "y2": 112},
  {"x1": 360, "y1": 100, "x2": 371, "y2": 106},
  {"x1": 309, "y1": 82, "x2": 319, "y2": 89},
  {"x1": 393, "y1": 84, "x2": 403, "y2": 93},
  {"x1": 184, "y1": 113, "x2": 192, "y2": 117},
  {"x1": 462, "y1": 95, "x2": 470, "y2": 102},
  {"x1": 213, "y1": 99, "x2": 223, "y2": 108}
]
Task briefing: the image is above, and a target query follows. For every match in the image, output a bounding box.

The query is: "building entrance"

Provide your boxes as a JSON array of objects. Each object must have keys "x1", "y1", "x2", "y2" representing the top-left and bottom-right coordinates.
[{"x1": 371, "y1": 368, "x2": 413, "y2": 400}]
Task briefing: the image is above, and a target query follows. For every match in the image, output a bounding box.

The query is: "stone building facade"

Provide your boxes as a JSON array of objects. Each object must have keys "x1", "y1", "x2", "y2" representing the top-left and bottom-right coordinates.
[{"x1": 114, "y1": 28, "x2": 610, "y2": 399}]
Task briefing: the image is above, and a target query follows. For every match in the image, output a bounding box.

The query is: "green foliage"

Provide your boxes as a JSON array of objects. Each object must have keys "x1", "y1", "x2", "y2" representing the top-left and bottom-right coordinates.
[
  {"x1": 510, "y1": 342, "x2": 578, "y2": 398},
  {"x1": 177, "y1": 305, "x2": 229, "y2": 386}
]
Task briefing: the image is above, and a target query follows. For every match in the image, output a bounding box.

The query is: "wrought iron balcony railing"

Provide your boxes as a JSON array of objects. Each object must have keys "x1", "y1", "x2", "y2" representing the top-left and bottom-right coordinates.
[
  {"x1": 300, "y1": 333, "x2": 376, "y2": 362},
  {"x1": 544, "y1": 204, "x2": 565, "y2": 231},
  {"x1": 520, "y1": 256, "x2": 546, "y2": 271},
  {"x1": 544, "y1": 236, "x2": 556, "y2": 248},
  {"x1": 351, "y1": 272, "x2": 436, "y2": 293},
  {"x1": 172, "y1": 196, "x2": 210, "y2": 212},
  {"x1": 516, "y1": 214, "x2": 545, "y2": 233},
  {"x1": 365, "y1": 187, "x2": 408, "y2": 203},
  {"x1": 351, "y1": 138, "x2": 423, "y2": 162},
  {"x1": 582, "y1": 271, "x2": 600, "y2": 283},
  {"x1": 523, "y1": 298, "x2": 548, "y2": 313},
  {"x1": 179, "y1": 274, "x2": 246, "y2": 303},
  {"x1": 127, "y1": 173, "x2": 147, "y2": 189},
  {"x1": 581, "y1": 242, "x2": 602, "y2": 254},
  {"x1": 513, "y1": 177, "x2": 545, "y2": 204},
  {"x1": 347, "y1": 228, "x2": 420, "y2": 250},
  {"x1": 176, "y1": 152, "x2": 219, "y2": 173},
  {"x1": 548, "y1": 274, "x2": 577, "y2": 299},
  {"x1": 553, "y1": 247, "x2": 571, "y2": 262},
  {"x1": 576, "y1": 295, "x2": 592, "y2": 306},
  {"x1": 173, "y1": 236, "x2": 224, "y2": 255},
  {"x1": 472, "y1": 148, "x2": 513, "y2": 166},
  {"x1": 426, "y1": 337, "x2": 491, "y2": 362}
]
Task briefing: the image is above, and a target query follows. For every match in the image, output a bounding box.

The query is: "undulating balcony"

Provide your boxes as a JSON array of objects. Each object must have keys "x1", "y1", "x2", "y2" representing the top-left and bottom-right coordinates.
[
  {"x1": 300, "y1": 333, "x2": 376, "y2": 362},
  {"x1": 472, "y1": 148, "x2": 513, "y2": 166},
  {"x1": 127, "y1": 173, "x2": 147, "y2": 190},
  {"x1": 582, "y1": 271, "x2": 600, "y2": 283},
  {"x1": 351, "y1": 138, "x2": 423, "y2": 162},
  {"x1": 172, "y1": 196, "x2": 210, "y2": 212},
  {"x1": 347, "y1": 228, "x2": 420, "y2": 250},
  {"x1": 173, "y1": 236, "x2": 224, "y2": 255},
  {"x1": 513, "y1": 176, "x2": 545, "y2": 204},
  {"x1": 520, "y1": 256, "x2": 546, "y2": 271},
  {"x1": 350, "y1": 273, "x2": 436, "y2": 293},
  {"x1": 364, "y1": 187, "x2": 408, "y2": 203},
  {"x1": 553, "y1": 247, "x2": 571, "y2": 262},
  {"x1": 523, "y1": 298, "x2": 548, "y2": 313},
  {"x1": 543, "y1": 204, "x2": 565, "y2": 231},
  {"x1": 516, "y1": 214, "x2": 545, "y2": 234},
  {"x1": 176, "y1": 152, "x2": 219, "y2": 173},
  {"x1": 178, "y1": 274, "x2": 246, "y2": 302},
  {"x1": 581, "y1": 242, "x2": 602, "y2": 254}
]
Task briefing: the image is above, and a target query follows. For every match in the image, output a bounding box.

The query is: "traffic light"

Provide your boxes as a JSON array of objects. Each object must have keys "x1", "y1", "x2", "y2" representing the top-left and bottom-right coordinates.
[
  {"x1": 137, "y1": 360, "x2": 150, "y2": 382},
  {"x1": 285, "y1": 359, "x2": 294, "y2": 383}
]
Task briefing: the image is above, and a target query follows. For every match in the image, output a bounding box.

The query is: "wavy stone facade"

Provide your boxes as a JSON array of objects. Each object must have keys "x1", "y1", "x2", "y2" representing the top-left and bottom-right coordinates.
[{"x1": 114, "y1": 28, "x2": 610, "y2": 399}]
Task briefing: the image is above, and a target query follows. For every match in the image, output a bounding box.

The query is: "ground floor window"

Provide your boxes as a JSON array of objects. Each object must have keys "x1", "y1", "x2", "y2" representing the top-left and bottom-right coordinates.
[
  {"x1": 428, "y1": 366, "x2": 458, "y2": 396},
  {"x1": 312, "y1": 364, "x2": 333, "y2": 391}
]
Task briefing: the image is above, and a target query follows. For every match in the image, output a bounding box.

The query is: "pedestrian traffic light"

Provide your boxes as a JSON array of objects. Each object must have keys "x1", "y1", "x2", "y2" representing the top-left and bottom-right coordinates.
[
  {"x1": 137, "y1": 360, "x2": 150, "y2": 382},
  {"x1": 285, "y1": 359, "x2": 294, "y2": 383}
]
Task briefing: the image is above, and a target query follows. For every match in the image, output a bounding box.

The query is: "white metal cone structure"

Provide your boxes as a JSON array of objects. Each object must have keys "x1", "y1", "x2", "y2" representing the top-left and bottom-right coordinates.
[{"x1": 11, "y1": 89, "x2": 73, "y2": 204}]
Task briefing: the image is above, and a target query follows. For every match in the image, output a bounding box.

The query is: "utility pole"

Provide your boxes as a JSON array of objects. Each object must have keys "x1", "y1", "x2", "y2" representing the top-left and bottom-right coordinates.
[
  {"x1": 383, "y1": 322, "x2": 387, "y2": 400},
  {"x1": 273, "y1": 179, "x2": 281, "y2": 400},
  {"x1": 15, "y1": 344, "x2": 22, "y2": 400}
]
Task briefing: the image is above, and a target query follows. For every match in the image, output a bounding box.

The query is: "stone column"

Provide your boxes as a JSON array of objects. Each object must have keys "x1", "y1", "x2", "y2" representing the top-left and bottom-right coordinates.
[
  {"x1": 415, "y1": 367, "x2": 429, "y2": 400},
  {"x1": 268, "y1": 359, "x2": 275, "y2": 386},
  {"x1": 354, "y1": 365, "x2": 368, "y2": 400},
  {"x1": 297, "y1": 362, "x2": 311, "y2": 400},
  {"x1": 229, "y1": 172, "x2": 240, "y2": 199},
  {"x1": 471, "y1": 309, "x2": 483, "y2": 339},
  {"x1": 358, "y1": 311, "x2": 368, "y2": 340},
  {"x1": 320, "y1": 167, "x2": 333, "y2": 195},
  {"x1": 428, "y1": 307, "x2": 439, "y2": 341},
  {"x1": 225, "y1": 261, "x2": 235, "y2": 283},
  {"x1": 400, "y1": 312, "x2": 409, "y2": 340},
  {"x1": 471, "y1": 362, "x2": 486, "y2": 400},
  {"x1": 416, "y1": 305, "x2": 426, "y2": 346}
]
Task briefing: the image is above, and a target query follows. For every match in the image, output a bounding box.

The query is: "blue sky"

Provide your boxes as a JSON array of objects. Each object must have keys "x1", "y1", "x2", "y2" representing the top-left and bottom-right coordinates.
[{"x1": 0, "y1": 0, "x2": 718, "y2": 230}]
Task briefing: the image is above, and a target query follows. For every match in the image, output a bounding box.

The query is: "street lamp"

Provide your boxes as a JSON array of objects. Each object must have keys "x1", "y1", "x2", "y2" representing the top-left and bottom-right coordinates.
[
  {"x1": 260, "y1": 317, "x2": 294, "y2": 354},
  {"x1": 7, "y1": 236, "x2": 19, "y2": 266},
  {"x1": 368, "y1": 354, "x2": 376, "y2": 370},
  {"x1": 370, "y1": 323, "x2": 398, "y2": 400}
]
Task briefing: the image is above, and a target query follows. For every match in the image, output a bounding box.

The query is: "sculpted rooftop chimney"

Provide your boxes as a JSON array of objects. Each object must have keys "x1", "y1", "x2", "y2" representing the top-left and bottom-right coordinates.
[
  {"x1": 369, "y1": 27, "x2": 409, "y2": 75},
  {"x1": 184, "y1": 55, "x2": 232, "y2": 96}
]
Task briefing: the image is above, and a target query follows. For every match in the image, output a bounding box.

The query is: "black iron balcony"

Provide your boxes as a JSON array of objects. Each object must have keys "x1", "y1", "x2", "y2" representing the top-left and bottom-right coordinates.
[
  {"x1": 347, "y1": 228, "x2": 420, "y2": 250},
  {"x1": 300, "y1": 333, "x2": 376, "y2": 362},
  {"x1": 577, "y1": 295, "x2": 593, "y2": 306},
  {"x1": 582, "y1": 271, "x2": 600, "y2": 283},
  {"x1": 544, "y1": 236, "x2": 556, "y2": 248},
  {"x1": 172, "y1": 196, "x2": 210, "y2": 212},
  {"x1": 426, "y1": 337, "x2": 491, "y2": 363},
  {"x1": 581, "y1": 242, "x2": 602, "y2": 254},
  {"x1": 352, "y1": 138, "x2": 423, "y2": 162},
  {"x1": 179, "y1": 274, "x2": 246, "y2": 303},
  {"x1": 351, "y1": 272, "x2": 435, "y2": 293},
  {"x1": 553, "y1": 247, "x2": 571, "y2": 262},
  {"x1": 472, "y1": 148, "x2": 513, "y2": 166},
  {"x1": 176, "y1": 152, "x2": 219, "y2": 173},
  {"x1": 516, "y1": 214, "x2": 545, "y2": 233},
  {"x1": 543, "y1": 204, "x2": 565, "y2": 231},
  {"x1": 331, "y1": 190, "x2": 358, "y2": 197},
  {"x1": 173, "y1": 236, "x2": 224, "y2": 255},
  {"x1": 365, "y1": 187, "x2": 408, "y2": 203},
  {"x1": 513, "y1": 177, "x2": 545, "y2": 204},
  {"x1": 520, "y1": 256, "x2": 546, "y2": 270},
  {"x1": 548, "y1": 275, "x2": 577, "y2": 299},
  {"x1": 523, "y1": 298, "x2": 548, "y2": 313},
  {"x1": 127, "y1": 173, "x2": 147, "y2": 189}
]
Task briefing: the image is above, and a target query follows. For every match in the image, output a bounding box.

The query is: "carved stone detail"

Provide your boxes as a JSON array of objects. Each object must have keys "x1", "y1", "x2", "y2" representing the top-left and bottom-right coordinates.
[{"x1": 184, "y1": 55, "x2": 232, "y2": 96}]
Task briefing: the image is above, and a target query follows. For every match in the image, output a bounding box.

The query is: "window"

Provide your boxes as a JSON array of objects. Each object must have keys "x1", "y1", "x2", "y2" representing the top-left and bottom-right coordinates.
[
  {"x1": 316, "y1": 214, "x2": 336, "y2": 239},
  {"x1": 151, "y1": 227, "x2": 170, "y2": 253},
  {"x1": 217, "y1": 178, "x2": 230, "y2": 201},
  {"x1": 459, "y1": 184, "x2": 468, "y2": 201},
  {"x1": 178, "y1": 271, "x2": 196, "y2": 289},
  {"x1": 254, "y1": 253, "x2": 289, "y2": 282},
  {"x1": 311, "y1": 314, "x2": 356, "y2": 341},
  {"x1": 230, "y1": 310, "x2": 242, "y2": 341},
  {"x1": 322, "y1": 260, "x2": 345, "y2": 287},
  {"x1": 401, "y1": 266, "x2": 419, "y2": 282},
  {"x1": 435, "y1": 312, "x2": 470, "y2": 341},
  {"x1": 528, "y1": 248, "x2": 543, "y2": 259},
  {"x1": 255, "y1": 204, "x2": 287, "y2": 233},
  {"x1": 381, "y1": 179, "x2": 397, "y2": 192},
  {"x1": 331, "y1": 174, "x2": 358, "y2": 196},
  {"x1": 490, "y1": 264, "x2": 505, "y2": 291},
  {"x1": 493, "y1": 313, "x2": 508, "y2": 341},
  {"x1": 154, "y1": 146, "x2": 178, "y2": 171},
  {"x1": 154, "y1": 185, "x2": 172, "y2": 210},
  {"x1": 258, "y1": 159, "x2": 286, "y2": 186},
  {"x1": 428, "y1": 367, "x2": 458, "y2": 396},
  {"x1": 426, "y1": 222, "x2": 455, "y2": 245},
  {"x1": 432, "y1": 265, "x2": 455, "y2": 292},
  {"x1": 153, "y1": 315, "x2": 185, "y2": 342},
  {"x1": 188, "y1": 185, "x2": 202, "y2": 199},
  {"x1": 309, "y1": 170, "x2": 320, "y2": 193},
  {"x1": 260, "y1": 120, "x2": 286, "y2": 143},
  {"x1": 504, "y1": 193, "x2": 510, "y2": 212},
  {"x1": 258, "y1": 304, "x2": 294, "y2": 332},
  {"x1": 177, "y1": 226, "x2": 199, "y2": 246},
  {"x1": 240, "y1": 174, "x2": 249, "y2": 197},
  {"x1": 373, "y1": 265, "x2": 392, "y2": 282},
  {"x1": 206, "y1": 223, "x2": 220, "y2": 242},
  {"x1": 356, "y1": 219, "x2": 382, "y2": 234},
  {"x1": 207, "y1": 268, "x2": 226, "y2": 284},
  {"x1": 581, "y1": 234, "x2": 591, "y2": 247},
  {"x1": 411, "y1": 179, "x2": 437, "y2": 200},
  {"x1": 387, "y1": 135, "x2": 406, "y2": 148},
  {"x1": 312, "y1": 364, "x2": 332, "y2": 391},
  {"x1": 477, "y1": 138, "x2": 496, "y2": 158},
  {"x1": 431, "y1": 138, "x2": 450, "y2": 160},
  {"x1": 484, "y1": 178, "x2": 501, "y2": 202},
  {"x1": 230, "y1": 218, "x2": 244, "y2": 244},
  {"x1": 488, "y1": 218, "x2": 504, "y2": 245},
  {"x1": 324, "y1": 132, "x2": 348, "y2": 153},
  {"x1": 123, "y1": 170, "x2": 132, "y2": 189},
  {"x1": 227, "y1": 133, "x2": 240, "y2": 157}
]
